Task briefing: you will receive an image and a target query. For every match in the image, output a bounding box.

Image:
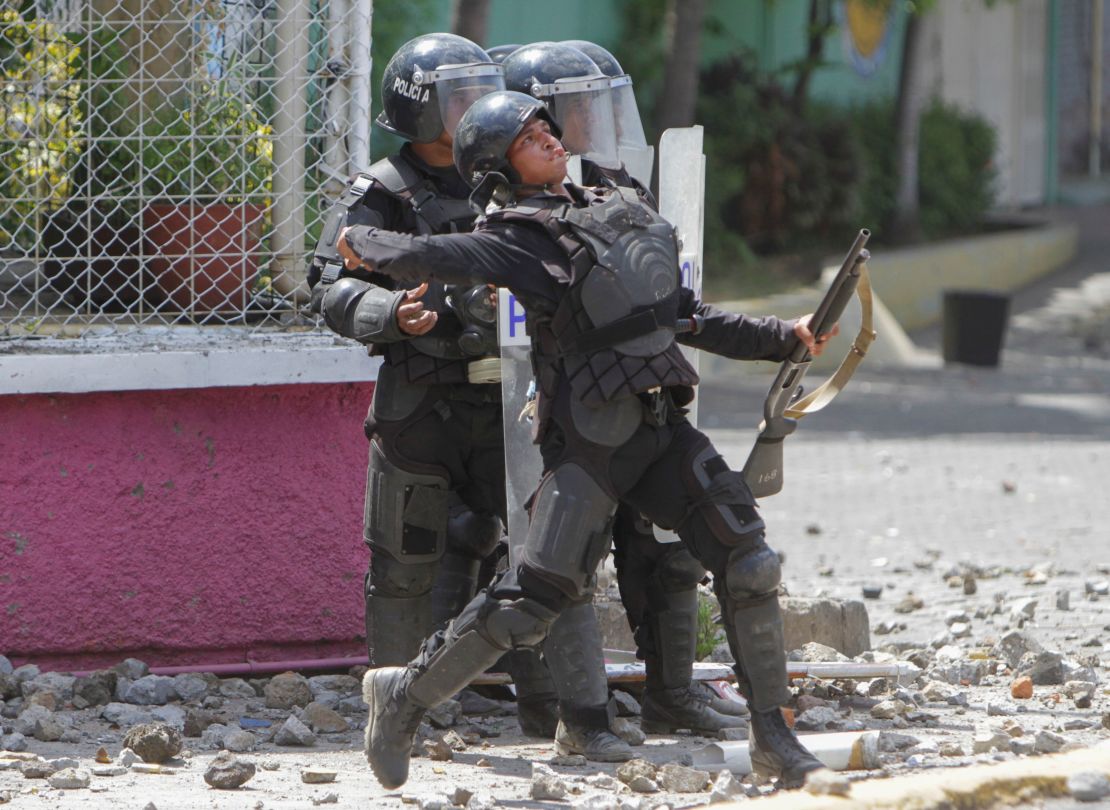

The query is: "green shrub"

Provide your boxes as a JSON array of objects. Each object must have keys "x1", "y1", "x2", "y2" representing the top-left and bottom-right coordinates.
[
  {"x1": 847, "y1": 100, "x2": 899, "y2": 243},
  {"x1": 695, "y1": 591, "x2": 725, "y2": 661},
  {"x1": 918, "y1": 100, "x2": 997, "y2": 237},
  {"x1": 696, "y1": 55, "x2": 864, "y2": 288}
]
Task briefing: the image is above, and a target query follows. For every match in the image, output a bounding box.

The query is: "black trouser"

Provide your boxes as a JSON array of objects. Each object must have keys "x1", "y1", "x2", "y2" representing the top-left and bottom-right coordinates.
[{"x1": 406, "y1": 391, "x2": 790, "y2": 715}]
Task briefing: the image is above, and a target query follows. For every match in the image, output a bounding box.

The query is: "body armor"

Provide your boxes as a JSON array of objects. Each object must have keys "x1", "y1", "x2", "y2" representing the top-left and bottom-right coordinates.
[
  {"x1": 487, "y1": 186, "x2": 699, "y2": 434},
  {"x1": 313, "y1": 153, "x2": 498, "y2": 387}
]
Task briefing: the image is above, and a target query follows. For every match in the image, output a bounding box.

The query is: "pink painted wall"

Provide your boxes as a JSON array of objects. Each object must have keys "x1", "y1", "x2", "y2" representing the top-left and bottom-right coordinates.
[{"x1": 0, "y1": 382, "x2": 375, "y2": 672}]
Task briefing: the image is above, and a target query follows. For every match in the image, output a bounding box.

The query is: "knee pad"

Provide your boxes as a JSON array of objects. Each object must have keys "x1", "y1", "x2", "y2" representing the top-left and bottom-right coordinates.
[
  {"x1": 682, "y1": 442, "x2": 766, "y2": 543},
  {"x1": 368, "y1": 551, "x2": 437, "y2": 598},
  {"x1": 654, "y1": 544, "x2": 707, "y2": 592},
  {"x1": 446, "y1": 505, "x2": 503, "y2": 560},
  {"x1": 725, "y1": 540, "x2": 782, "y2": 601},
  {"x1": 479, "y1": 590, "x2": 559, "y2": 648},
  {"x1": 521, "y1": 463, "x2": 616, "y2": 600},
  {"x1": 364, "y1": 437, "x2": 450, "y2": 564}
]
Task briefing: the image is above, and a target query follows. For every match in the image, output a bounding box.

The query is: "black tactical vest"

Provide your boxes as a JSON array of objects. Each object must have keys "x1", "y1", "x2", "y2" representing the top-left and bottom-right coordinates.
[
  {"x1": 489, "y1": 186, "x2": 699, "y2": 420},
  {"x1": 313, "y1": 154, "x2": 494, "y2": 385}
]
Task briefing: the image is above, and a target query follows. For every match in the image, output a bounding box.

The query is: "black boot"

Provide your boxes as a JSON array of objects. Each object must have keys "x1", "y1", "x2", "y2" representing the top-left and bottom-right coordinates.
[
  {"x1": 499, "y1": 647, "x2": 559, "y2": 737},
  {"x1": 693, "y1": 681, "x2": 750, "y2": 717},
  {"x1": 640, "y1": 589, "x2": 746, "y2": 734},
  {"x1": 748, "y1": 707, "x2": 825, "y2": 789},
  {"x1": 553, "y1": 718, "x2": 634, "y2": 762},
  {"x1": 517, "y1": 694, "x2": 560, "y2": 737},
  {"x1": 362, "y1": 667, "x2": 428, "y2": 789},
  {"x1": 641, "y1": 685, "x2": 745, "y2": 734}
]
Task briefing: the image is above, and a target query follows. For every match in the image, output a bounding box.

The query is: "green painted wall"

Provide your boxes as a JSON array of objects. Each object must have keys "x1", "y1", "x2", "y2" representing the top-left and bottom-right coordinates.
[{"x1": 403, "y1": 0, "x2": 903, "y2": 106}]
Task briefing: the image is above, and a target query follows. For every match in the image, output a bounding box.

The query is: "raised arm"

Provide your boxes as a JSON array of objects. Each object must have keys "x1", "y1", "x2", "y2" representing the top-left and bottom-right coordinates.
[{"x1": 339, "y1": 222, "x2": 565, "y2": 310}]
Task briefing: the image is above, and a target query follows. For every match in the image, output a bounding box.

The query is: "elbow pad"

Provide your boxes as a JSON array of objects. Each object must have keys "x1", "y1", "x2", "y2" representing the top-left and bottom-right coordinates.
[{"x1": 321, "y1": 277, "x2": 407, "y2": 344}]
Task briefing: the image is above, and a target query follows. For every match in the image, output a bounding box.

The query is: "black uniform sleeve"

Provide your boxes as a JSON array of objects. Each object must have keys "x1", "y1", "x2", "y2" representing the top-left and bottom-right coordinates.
[
  {"x1": 343, "y1": 221, "x2": 565, "y2": 309},
  {"x1": 676, "y1": 286, "x2": 800, "y2": 362}
]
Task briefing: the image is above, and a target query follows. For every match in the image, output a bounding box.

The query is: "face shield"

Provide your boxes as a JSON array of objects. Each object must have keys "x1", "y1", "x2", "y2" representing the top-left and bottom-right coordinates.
[
  {"x1": 609, "y1": 74, "x2": 653, "y2": 184},
  {"x1": 542, "y1": 76, "x2": 619, "y2": 170},
  {"x1": 412, "y1": 62, "x2": 505, "y2": 138}
]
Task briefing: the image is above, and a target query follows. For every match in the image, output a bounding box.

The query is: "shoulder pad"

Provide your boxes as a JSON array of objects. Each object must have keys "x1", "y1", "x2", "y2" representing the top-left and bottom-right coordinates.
[{"x1": 364, "y1": 154, "x2": 424, "y2": 197}]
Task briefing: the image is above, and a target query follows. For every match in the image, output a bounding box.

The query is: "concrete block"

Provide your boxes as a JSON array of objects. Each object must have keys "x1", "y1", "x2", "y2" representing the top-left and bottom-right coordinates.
[
  {"x1": 782, "y1": 597, "x2": 871, "y2": 658},
  {"x1": 593, "y1": 600, "x2": 637, "y2": 653}
]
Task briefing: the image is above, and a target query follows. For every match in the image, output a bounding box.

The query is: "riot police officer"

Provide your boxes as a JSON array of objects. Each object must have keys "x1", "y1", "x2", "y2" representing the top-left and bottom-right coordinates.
[
  {"x1": 344, "y1": 91, "x2": 830, "y2": 791},
  {"x1": 309, "y1": 33, "x2": 557, "y2": 737},
  {"x1": 503, "y1": 40, "x2": 743, "y2": 736}
]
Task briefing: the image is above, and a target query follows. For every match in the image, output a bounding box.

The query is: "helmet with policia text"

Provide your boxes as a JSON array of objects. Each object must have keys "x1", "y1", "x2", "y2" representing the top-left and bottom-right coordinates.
[
  {"x1": 377, "y1": 33, "x2": 505, "y2": 144},
  {"x1": 502, "y1": 41, "x2": 619, "y2": 170},
  {"x1": 561, "y1": 40, "x2": 651, "y2": 180},
  {"x1": 453, "y1": 90, "x2": 561, "y2": 191},
  {"x1": 486, "y1": 43, "x2": 521, "y2": 64}
]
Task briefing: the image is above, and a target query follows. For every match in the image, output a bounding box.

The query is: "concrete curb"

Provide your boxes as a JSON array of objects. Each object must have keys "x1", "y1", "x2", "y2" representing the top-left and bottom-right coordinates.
[
  {"x1": 708, "y1": 220, "x2": 1078, "y2": 373},
  {"x1": 719, "y1": 741, "x2": 1110, "y2": 809}
]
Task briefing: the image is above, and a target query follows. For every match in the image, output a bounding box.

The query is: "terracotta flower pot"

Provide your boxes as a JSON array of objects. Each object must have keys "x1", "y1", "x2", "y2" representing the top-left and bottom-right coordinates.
[{"x1": 143, "y1": 202, "x2": 264, "y2": 316}]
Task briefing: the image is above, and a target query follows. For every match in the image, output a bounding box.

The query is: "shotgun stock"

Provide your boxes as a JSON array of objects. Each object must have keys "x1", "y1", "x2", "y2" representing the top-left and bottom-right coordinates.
[{"x1": 741, "y1": 229, "x2": 871, "y2": 497}]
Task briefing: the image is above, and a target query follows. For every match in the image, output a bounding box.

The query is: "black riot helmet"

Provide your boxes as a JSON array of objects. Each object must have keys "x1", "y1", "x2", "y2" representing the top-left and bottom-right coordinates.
[
  {"x1": 502, "y1": 41, "x2": 619, "y2": 170},
  {"x1": 376, "y1": 33, "x2": 505, "y2": 144},
  {"x1": 485, "y1": 44, "x2": 521, "y2": 65},
  {"x1": 561, "y1": 40, "x2": 622, "y2": 78},
  {"x1": 453, "y1": 90, "x2": 561, "y2": 192},
  {"x1": 561, "y1": 39, "x2": 651, "y2": 183}
]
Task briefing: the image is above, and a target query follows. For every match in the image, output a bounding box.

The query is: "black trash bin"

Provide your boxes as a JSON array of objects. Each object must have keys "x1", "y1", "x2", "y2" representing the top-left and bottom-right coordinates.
[{"x1": 942, "y1": 289, "x2": 1011, "y2": 367}]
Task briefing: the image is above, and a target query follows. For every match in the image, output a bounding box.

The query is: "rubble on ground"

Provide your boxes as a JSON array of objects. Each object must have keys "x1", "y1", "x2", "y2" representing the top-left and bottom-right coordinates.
[{"x1": 1, "y1": 552, "x2": 1107, "y2": 807}]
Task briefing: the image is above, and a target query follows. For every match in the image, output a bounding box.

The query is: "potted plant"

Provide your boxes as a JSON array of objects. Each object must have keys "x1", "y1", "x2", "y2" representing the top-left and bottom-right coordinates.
[{"x1": 140, "y1": 75, "x2": 273, "y2": 321}]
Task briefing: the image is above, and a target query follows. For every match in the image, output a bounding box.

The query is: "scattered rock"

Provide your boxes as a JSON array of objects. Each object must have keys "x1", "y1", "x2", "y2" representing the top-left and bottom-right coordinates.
[
  {"x1": 120, "y1": 675, "x2": 177, "y2": 706},
  {"x1": 1068, "y1": 771, "x2": 1110, "y2": 802},
  {"x1": 222, "y1": 728, "x2": 257, "y2": 752},
  {"x1": 894, "y1": 594, "x2": 925, "y2": 614},
  {"x1": 805, "y1": 768, "x2": 851, "y2": 796},
  {"x1": 274, "y1": 715, "x2": 316, "y2": 746},
  {"x1": 264, "y1": 672, "x2": 313, "y2": 710},
  {"x1": 1033, "y1": 729, "x2": 1066, "y2": 754},
  {"x1": 530, "y1": 763, "x2": 569, "y2": 800},
  {"x1": 47, "y1": 766, "x2": 91, "y2": 789},
  {"x1": 1010, "y1": 677, "x2": 1033, "y2": 699},
  {"x1": 658, "y1": 762, "x2": 709, "y2": 793},
  {"x1": 862, "y1": 585, "x2": 883, "y2": 599},
  {"x1": 971, "y1": 727, "x2": 1011, "y2": 754},
  {"x1": 709, "y1": 770, "x2": 748, "y2": 803},
  {"x1": 426, "y1": 699, "x2": 462, "y2": 729},
  {"x1": 423, "y1": 736, "x2": 454, "y2": 761},
  {"x1": 870, "y1": 700, "x2": 906, "y2": 720},
  {"x1": 21, "y1": 758, "x2": 57, "y2": 778},
  {"x1": 301, "y1": 768, "x2": 337, "y2": 784},
  {"x1": 781, "y1": 597, "x2": 872, "y2": 658},
  {"x1": 121, "y1": 723, "x2": 182, "y2": 764},
  {"x1": 203, "y1": 752, "x2": 256, "y2": 789},
  {"x1": 302, "y1": 701, "x2": 349, "y2": 733},
  {"x1": 616, "y1": 758, "x2": 658, "y2": 793}
]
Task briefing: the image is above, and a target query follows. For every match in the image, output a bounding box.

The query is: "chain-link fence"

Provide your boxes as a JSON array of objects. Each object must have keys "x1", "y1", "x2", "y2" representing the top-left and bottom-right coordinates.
[{"x1": 0, "y1": 0, "x2": 372, "y2": 339}]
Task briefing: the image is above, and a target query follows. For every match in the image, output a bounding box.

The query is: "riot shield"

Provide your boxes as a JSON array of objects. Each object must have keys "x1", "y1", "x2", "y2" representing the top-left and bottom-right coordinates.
[
  {"x1": 658, "y1": 125, "x2": 705, "y2": 421},
  {"x1": 656, "y1": 125, "x2": 705, "y2": 544},
  {"x1": 498, "y1": 289, "x2": 542, "y2": 564}
]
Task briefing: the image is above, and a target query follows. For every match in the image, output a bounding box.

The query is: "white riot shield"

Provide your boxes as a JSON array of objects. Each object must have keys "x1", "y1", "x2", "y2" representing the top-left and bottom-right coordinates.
[
  {"x1": 498, "y1": 290, "x2": 543, "y2": 566},
  {"x1": 619, "y1": 144, "x2": 654, "y2": 191},
  {"x1": 657, "y1": 125, "x2": 705, "y2": 543}
]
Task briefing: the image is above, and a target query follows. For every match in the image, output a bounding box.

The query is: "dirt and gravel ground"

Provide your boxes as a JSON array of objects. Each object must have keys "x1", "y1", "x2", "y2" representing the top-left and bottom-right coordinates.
[{"x1": 3, "y1": 205, "x2": 1109, "y2": 809}]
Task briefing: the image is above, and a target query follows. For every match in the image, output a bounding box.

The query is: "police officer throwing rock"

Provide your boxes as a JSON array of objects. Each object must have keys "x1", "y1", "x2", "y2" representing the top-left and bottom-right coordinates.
[{"x1": 336, "y1": 91, "x2": 832, "y2": 791}]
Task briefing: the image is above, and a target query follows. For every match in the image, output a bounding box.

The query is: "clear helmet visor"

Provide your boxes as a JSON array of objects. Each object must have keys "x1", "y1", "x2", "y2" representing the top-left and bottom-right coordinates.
[
  {"x1": 610, "y1": 76, "x2": 652, "y2": 184},
  {"x1": 611, "y1": 78, "x2": 647, "y2": 150},
  {"x1": 550, "y1": 80, "x2": 619, "y2": 170},
  {"x1": 418, "y1": 63, "x2": 505, "y2": 138}
]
